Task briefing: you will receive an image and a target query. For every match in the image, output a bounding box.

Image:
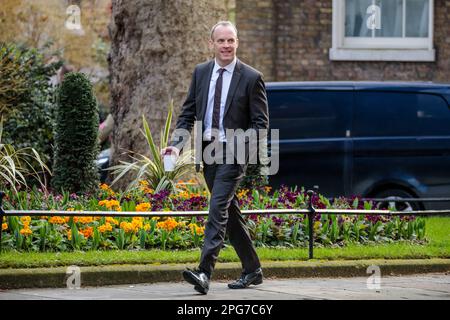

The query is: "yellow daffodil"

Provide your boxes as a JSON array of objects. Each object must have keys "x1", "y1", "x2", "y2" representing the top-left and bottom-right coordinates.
[
  {"x1": 135, "y1": 203, "x2": 151, "y2": 212},
  {"x1": 195, "y1": 226, "x2": 205, "y2": 235},
  {"x1": 98, "y1": 200, "x2": 108, "y2": 207},
  {"x1": 80, "y1": 227, "x2": 93, "y2": 238},
  {"x1": 98, "y1": 199, "x2": 120, "y2": 210},
  {"x1": 237, "y1": 189, "x2": 249, "y2": 199},
  {"x1": 98, "y1": 223, "x2": 113, "y2": 233},
  {"x1": 49, "y1": 216, "x2": 66, "y2": 224},
  {"x1": 20, "y1": 228, "x2": 32, "y2": 236},
  {"x1": 188, "y1": 223, "x2": 205, "y2": 235},
  {"x1": 120, "y1": 221, "x2": 135, "y2": 233},
  {"x1": 131, "y1": 217, "x2": 144, "y2": 231},
  {"x1": 156, "y1": 218, "x2": 178, "y2": 231},
  {"x1": 106, "y1": 217, "x2": 119, "y2": 225},
  {"x1": 139, "y1": 180, "x2": 149, "y2": 186},
  {"x1": 100, "y1": 183, "x2": 115, "y2": 196},
  {"x1": 20, "y1": 216, "x2": 31, "y2": 224},
  {"x1": 78, "y1": 216, "x2": 94, "y2": 224},
  {"x1": 139, "y1": 181, "x2": 154, "y2": 194}
]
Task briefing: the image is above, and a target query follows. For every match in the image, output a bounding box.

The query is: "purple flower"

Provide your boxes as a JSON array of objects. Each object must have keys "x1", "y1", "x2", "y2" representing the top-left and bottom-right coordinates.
[
  {"x1": 365, "y1": 214, "x2": 385, "y2": 223},
  {"x1": 151, "y1": 190, "x2": 170, "y2": 201},
  {"x1": 272, "y1": 216, "x2": 284, "y2": 226},
  {"x1": 151, "y1": 204, "x2": 163, "y2": 212},
  {"x1": 197, "y1": 216, "x2": 205, "y2": 223}
]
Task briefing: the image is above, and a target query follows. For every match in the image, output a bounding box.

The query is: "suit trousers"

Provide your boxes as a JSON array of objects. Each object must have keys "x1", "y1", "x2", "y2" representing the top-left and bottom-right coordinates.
[{"x1": 198, "y1": 142, "x2": 261, "y2": 277}]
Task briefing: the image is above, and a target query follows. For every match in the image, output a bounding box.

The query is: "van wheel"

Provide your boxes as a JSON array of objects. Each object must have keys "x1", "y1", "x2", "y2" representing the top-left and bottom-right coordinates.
[{"x1": 373, "y1": 189, "x2": 421, "y2": 212}]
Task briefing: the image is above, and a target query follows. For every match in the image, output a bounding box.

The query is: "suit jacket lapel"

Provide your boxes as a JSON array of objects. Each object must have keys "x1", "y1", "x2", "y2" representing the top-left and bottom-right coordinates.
[
  {"x1": 199, "y1": 60, "x2": 215, "y2": 122},
  {"x1": 223, "y1": 60, "x2": 242, "y2": 118}
]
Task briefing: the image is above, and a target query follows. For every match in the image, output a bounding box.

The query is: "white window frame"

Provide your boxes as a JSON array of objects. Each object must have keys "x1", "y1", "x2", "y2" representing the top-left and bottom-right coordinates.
[{"x1": 329, "y1": 0, "x2": 435, "y2": 61}]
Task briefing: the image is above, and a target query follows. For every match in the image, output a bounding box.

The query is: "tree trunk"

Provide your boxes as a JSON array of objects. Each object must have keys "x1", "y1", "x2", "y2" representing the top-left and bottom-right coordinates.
[{"x1": 109, "y1": 0, "x2": 226, "y2": 188}]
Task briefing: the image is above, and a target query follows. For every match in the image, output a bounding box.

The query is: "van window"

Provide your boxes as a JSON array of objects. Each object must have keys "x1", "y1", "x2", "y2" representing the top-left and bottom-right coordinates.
[
  {"x1": 354, "y1": 92, "x2": 418, "y2": 137},
  {"x1": 416, "y1": 94, "x2": 450, "y2": 136},
  {"x1": 268, "y1": 90, "x2": 352, "y2": 139},
  {"x1": 354, "y1": 92, "x2": 450, "y2": 137}
]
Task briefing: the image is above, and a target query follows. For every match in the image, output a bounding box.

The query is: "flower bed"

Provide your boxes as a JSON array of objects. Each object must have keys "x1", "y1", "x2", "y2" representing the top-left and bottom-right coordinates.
[{"x1": 0, "y1": 181, "x2": 426, "y2": 252}]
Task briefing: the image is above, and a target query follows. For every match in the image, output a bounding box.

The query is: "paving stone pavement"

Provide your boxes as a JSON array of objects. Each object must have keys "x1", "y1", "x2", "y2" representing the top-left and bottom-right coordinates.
[{"x1": 0, "y1": 273, "x2": 449, "y2": 300}]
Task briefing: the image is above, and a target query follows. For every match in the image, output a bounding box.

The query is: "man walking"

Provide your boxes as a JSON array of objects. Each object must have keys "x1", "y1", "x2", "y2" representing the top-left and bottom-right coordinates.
[{"x1": 162, "y1": 21, "x2": 269, "y2": 294}]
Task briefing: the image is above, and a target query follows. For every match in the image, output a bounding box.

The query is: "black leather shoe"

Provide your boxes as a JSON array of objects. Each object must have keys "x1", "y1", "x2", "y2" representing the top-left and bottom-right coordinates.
[
  {"x1": 228, "y1": 268, "x2": 263, "y2": 289},
  {"x1": 182, "y1": 268, "x2": 210, "y2": 294}
]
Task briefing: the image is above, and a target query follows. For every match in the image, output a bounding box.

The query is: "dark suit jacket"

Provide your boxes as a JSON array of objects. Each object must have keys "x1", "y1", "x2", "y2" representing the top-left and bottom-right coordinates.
[{"x1": 170, "y1": 59, "x2": 269, "y2": 171}]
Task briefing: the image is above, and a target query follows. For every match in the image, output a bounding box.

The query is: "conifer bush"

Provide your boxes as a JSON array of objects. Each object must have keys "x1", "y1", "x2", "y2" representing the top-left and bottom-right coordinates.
[{"x1": 52, "y1": 72, "x2": 99, "y2": 193}]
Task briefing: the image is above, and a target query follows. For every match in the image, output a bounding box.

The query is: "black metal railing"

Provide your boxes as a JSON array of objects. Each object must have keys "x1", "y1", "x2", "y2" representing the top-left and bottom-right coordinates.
[{"x1": 1, "y1": 190, "x2": 450, "y2": 259}]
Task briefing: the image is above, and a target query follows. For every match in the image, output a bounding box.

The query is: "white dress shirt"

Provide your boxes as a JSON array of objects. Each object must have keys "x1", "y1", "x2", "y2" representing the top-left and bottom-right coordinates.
[{"x1": 203, "y1": 57, "x2": 237, "y2": 142}]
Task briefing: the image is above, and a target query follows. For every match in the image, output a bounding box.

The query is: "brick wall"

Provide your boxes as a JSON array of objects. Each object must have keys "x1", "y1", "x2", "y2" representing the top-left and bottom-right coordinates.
[
  {"x1": 236, "y1": 0, "x2": 450, "y2": 82},
  {"x1": 235, "y1": 0, "x2": 276, "y2": 80}
]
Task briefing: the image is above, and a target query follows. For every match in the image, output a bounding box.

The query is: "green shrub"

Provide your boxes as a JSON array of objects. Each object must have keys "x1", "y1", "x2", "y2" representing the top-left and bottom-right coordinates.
[
  {"x1": 0, "y1": 43, "x2": 62, "y2": 182},
  {"x1": 52, "y1": 72, "x2": 99, "y2": 193},
  {"x1": 0, "y1": 119, "x2": 50, "y2": 193},
  {"x1": 0, "y1": 43, "x2": 30, "y2": 118}
]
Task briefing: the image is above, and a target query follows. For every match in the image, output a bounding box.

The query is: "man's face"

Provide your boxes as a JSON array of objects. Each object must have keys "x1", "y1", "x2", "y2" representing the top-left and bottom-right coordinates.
[{"x1": 209, "y1": 25, "x2": 239, "y2": 67}]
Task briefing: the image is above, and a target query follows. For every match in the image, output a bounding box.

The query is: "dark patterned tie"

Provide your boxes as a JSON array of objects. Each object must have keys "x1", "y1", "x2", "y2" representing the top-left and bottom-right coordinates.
[{"x1": 212, "y1": 68, "x2": 226, "y2": 131}]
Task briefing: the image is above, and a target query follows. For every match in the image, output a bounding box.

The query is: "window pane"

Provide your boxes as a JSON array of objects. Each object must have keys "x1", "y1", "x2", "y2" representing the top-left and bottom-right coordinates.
[
  {"x1": 406, "y1": 0, "x2": 429, "y2": 37},
  {"x1": 345, "y1": 0, "x2": 372, "y2": 37},
  {"x1": 355, "y1": 92, "x2": 450, "y2": 137},
  {"x1": 345, "y1": 0, "x2": 404, "y2": 38},
  {"x1": 268, "y1": 91, "x2": 353, "y2": 139},
  {"x1": 374, "y1": 0, "x2": 403, "y2": 37},
  {"x1": 354, "y1": 92, "x2": 418, "y2": 137},
  {"x1": 417, "y1": 94, "x2": 450, "y2": 135}
]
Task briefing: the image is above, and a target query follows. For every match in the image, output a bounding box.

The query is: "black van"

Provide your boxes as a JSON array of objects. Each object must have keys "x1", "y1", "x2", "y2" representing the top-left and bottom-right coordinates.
[{"x1": 266, "y1": 81, "x2": 450, "y2": 210}]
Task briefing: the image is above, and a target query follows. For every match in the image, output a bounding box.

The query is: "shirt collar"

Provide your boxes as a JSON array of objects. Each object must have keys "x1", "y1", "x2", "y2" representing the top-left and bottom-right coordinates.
[{"x1": 213, "y1": 57, "x2": 237, "y2": 74}]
